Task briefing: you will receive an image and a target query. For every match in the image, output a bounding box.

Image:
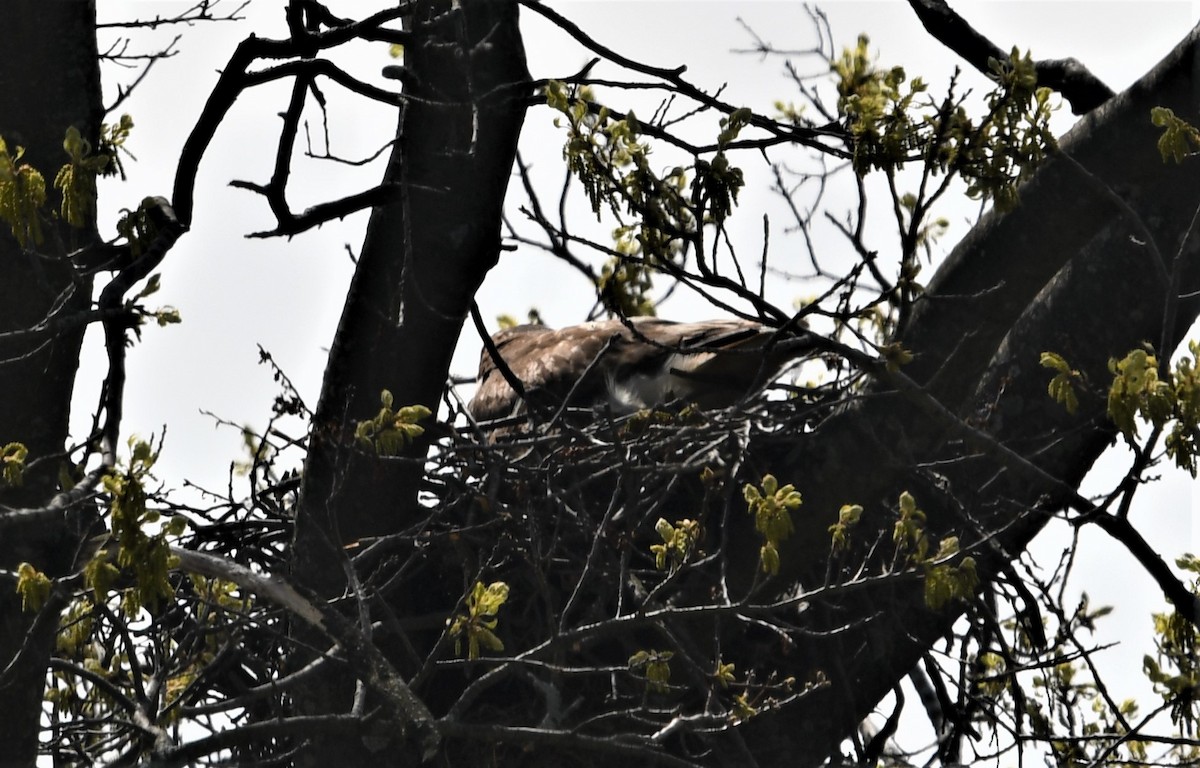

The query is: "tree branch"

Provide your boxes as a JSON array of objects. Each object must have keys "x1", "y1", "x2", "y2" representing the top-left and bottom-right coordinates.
[
  {"x1": 1083, "y1": 512, "x2": 1200, "y2": 625},
  {"x1": 905, "y1": 0, "x2": 1114, "y2": 114},
  {"x1": 172, "y1": 547, "x2": 441, "y2": 758}
]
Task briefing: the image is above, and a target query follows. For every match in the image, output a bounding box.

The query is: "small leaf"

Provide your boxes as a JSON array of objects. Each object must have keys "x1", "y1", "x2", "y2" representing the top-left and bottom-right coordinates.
[
  {"x1": 16, "y1": 562, "x2": 51, "y2": 612},
  {"x1": 1151, "y1": 106, "x2": 1200, "y2": 164},
  {"x1": 1, "y1": 442, "x2": 28, "y2": 487}
]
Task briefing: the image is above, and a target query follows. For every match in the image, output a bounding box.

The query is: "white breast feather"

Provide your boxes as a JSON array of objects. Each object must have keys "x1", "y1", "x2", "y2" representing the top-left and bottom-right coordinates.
[{"x1": 604, "y1": 353, "x2": 698, "y2": 413}]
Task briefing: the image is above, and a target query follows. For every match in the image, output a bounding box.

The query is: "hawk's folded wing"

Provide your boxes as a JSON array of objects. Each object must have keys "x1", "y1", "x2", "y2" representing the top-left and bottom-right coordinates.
[{"x1": 468, "y1": 317, "x2": 809, "y2": 423}]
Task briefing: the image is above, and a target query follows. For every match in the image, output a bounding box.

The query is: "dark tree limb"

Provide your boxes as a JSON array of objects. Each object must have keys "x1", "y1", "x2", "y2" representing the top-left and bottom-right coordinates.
[
  {"x1": 230, "y1": 181, "x2": 398, "y2": 238},
  {"x1": 906, "y1": 0, "x2": 1115, "y2": 114},
  {"x1": 173, "y1": 6, "x2": 410, "y2": 227},
  {"x1": 0, "y1": 5, "x2": 103, "y2": 763},
  {"x1": 288, "y1": 2, "x2": 532, "y2": 764},
  {"x1": 96, "y1": 198, "x2": 185, "y2": 465},
  {"x1": 738, "y1": 21, "x2": 1200, "y2": 767},
  {"x1": 1084, "y1": 512, "x2": 1200, "y2": 625},
  {"x1": 173, "y1": 547, "x2": 440, "y2": 759}
]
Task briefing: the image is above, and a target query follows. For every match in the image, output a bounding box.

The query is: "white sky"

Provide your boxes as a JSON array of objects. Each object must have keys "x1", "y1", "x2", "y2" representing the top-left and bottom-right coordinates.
[{"x1": 88, "y1": 0, "x2": 1200, "y2": 754}]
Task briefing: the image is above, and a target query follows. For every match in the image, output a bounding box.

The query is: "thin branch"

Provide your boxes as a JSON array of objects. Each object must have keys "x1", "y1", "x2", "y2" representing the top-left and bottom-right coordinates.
[
  {"x1": 97, "y1": 1, "x2": 250, "y2": 30},
  {"x1": 520, "y1": 0, "x2": 847, "y2": 155},
  {"x1": 171, "y1": 547, "x2": 440, "y2": 758},
  {"x1": 436, "y1": 720, "x2": 707, "y2": 768},
  {"x1": 1083, "y1": 512, "x2": 1200, "y2": 625}
]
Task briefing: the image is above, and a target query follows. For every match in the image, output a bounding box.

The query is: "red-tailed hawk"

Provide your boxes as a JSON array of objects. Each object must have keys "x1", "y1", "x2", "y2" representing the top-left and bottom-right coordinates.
[{"x1": 468, "y1": 317, "x2": 810, "y2": 424}]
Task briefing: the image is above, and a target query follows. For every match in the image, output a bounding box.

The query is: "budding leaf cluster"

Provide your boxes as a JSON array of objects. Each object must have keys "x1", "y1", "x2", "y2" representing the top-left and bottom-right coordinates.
[
  {"x1": 880, "y1": 342, "x2": 914, "y2": 372},
  {"x1": 650, "y1": 517, "x2": 700, "y2": 572},
  {"x1": 546, "y1": 80, "x2": 652, "y2": 219},
  {"x1": 1107, "y1": 348, "x2": 1166, "y2": 438},
  {"x1": 122, "y1": 272, "x2": 182, "y2": 331},
  {"x1": 923, "y1": 536, "x2": 979, "y2": 611},
  {"x1": 714, "y1": 659, "x2": 736, "y2": 689},
  {"x1": 115, "y1": 195, "x2": 169, "y2": 260},
  {"x1": 94, "y1": 438, "x2": 185, "y2": 614},
  {"x1": 98, "y1": 114, "x2": 134, "y2": 179},
  {"x1": 973, "y1": 652, "x2": 1008, "y2": 698},
  {"x1": 1144, "y1": 561, "x2": 1200, "y2": 735},
  {"x1": 0, "y1": 116, "x2": 134, "y2": 248},
  {"x1": 834, "y1": 34, "x2": 925, "y2": 174},
  {"x1": 545, "y1": 80, "x2": 747, "y2": 317},
  {"x1": 892, "y1": 490, "x2": 929, "y2": 561},
  {"x1": 55, "y1": 598, "x2": 95, "y2": 657},
  {"x1": 448, "y1": 580, "x2": 509, "y2": 660},
  {"x1": 600, "y1": 233, "x2": 659, "y2": 317},
  {"x1": 1, "y1": 441, "x2": 28, "y2": 487},
  {"x1": 1105, "y1": 344, "x2": 1200, "y2": 475},
  {"x1": 743, "y1": 474, "x2": 801, "y2": 575},
  {"x1": 1040, "y1": 351, "x2": 1081, "y2": 414},
  {"x1": 893, "y1": 491, "x2": 977, "y2": 610},
  {"x1": 694, "y1": 106, "x2": 751, "y2": 224},
  {"x1": 16, "y1": 562, "x2": 52, "y2": 613},
  {"x1": 732, "y1": 692, "x2": 758, "y2": 722},
  {"x1": 54, "y1": 126, "x2": 109, "y2": 228},
  {"x1": 833, "y1": 38, "x2": 1056, "y2": 211},
  {"x1": 629, "y1": 649, "x2": 674, "y2": 693},
  {"x1": 354, "y1": 389, "x2": 432, "y2": 457},
  {"x1": 964, "y1": 49, "x2": 1058, "y2": 211},
  {"x1": 1151, "y1": 106, "x2": 1200, "y2": 164},
  {"x1": 899, "y1": 192, "x2": 950, "y2": 252},
  {"x1": 828, "y1": 503, "x2": 863, "y2": 553},
  {"x1": 0, "y1": 136, "x2": 47, "y2": 247}
]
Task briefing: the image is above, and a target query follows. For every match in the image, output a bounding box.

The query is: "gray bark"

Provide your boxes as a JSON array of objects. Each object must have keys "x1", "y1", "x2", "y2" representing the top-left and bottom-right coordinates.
[
  {"x1": 0, "y1": 3, "x2": 101, "y2": 765},
  {"x1": 288, "y1": 1, "x2": 530, "y2": 763},
  {"x1": 741, "y1": 22, "x2": 1200, "y2": 766}
]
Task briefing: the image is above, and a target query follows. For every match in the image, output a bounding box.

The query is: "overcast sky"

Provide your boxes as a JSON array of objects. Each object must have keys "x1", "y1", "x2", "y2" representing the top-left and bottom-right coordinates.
[
  {"x1": 90, "y1": 0, "x2": 1199, "y2": 477},
  {"x1": 90, "y1": 1, "x2": 1198, "y2": 748}
]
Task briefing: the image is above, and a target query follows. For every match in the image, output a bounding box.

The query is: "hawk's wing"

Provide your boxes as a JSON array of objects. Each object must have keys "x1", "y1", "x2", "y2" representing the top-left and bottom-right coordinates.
[
  {"x1": 468, "y1": 317, "x2": 807, "y2": 422},
  {"x1": 468, "y1": 322, "x2": 622, "y2": 422}
]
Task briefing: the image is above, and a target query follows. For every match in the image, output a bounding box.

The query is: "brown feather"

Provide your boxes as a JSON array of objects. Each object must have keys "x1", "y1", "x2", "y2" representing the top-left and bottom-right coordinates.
[{"x1": 468, "y1": 318, "x2": 810, "y2": 423}]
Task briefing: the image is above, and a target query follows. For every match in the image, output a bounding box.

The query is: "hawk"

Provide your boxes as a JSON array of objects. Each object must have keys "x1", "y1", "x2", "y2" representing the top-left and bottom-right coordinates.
[{"x1": 468, "y1": 317, "x2": 810, "y2": 425}]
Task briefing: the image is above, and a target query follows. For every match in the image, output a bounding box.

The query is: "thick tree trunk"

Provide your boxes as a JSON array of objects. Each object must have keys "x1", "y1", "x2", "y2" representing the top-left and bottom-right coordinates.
[
  {"x1": 744, "y1": 22, "x2": 1200, "y2": 766},
  {"x1": 289, "y1": 1, "x2": 529, "y2": 762},
  {"x1": 0, "y1": 3, "x2": 101, "y2": 765}
]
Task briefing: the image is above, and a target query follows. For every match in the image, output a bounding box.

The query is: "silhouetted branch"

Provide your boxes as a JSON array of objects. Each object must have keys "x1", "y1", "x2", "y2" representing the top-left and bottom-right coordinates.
[{"x1": 905, "y1": 0, "x2": 1114, "y2": 114}]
